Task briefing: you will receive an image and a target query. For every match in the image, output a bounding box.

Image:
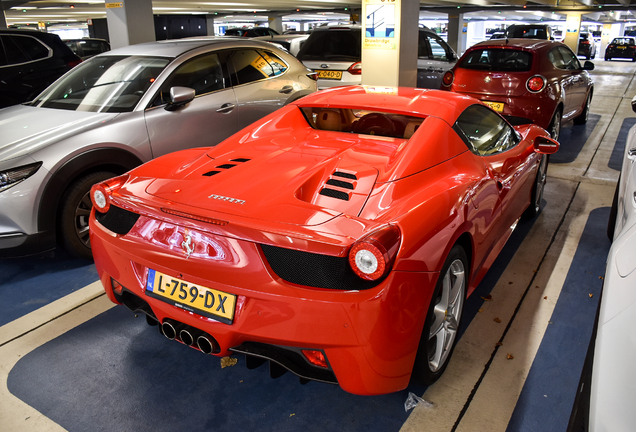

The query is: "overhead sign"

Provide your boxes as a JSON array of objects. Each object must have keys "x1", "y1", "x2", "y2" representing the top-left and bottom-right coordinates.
[{"x1": 105, "y1": 2, "x2": 123, "y2": 8}]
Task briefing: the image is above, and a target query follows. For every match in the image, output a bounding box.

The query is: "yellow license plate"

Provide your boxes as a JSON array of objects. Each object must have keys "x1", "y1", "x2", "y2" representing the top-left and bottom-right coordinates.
[
  {"x1": 146, "y1": 269, "x2": 236, "y2": 324},
  {"x1": 317, "y1": 70, "x2": 343, "y2": 80},
  {"x1": 482, "y1": 101, "x2": 504, "y2": 112},
  {"x1": 618, "y1": 46, "x2": 626, "y2": 49}
]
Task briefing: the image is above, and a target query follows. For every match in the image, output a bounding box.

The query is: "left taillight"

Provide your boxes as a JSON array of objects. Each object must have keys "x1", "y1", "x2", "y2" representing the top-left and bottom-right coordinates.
[
  {"x1": 348, "y1": 225, "x2": 401, "y2": 281},
  {"x1": 90, "y1": 174, "x2": 129, "y2": 214},
  {"x1": 347, "y1": 61, "x2": 362, "y2": 75},
  {"x1": 442, "y1": 70, "x2": 454, "y2": 87}
]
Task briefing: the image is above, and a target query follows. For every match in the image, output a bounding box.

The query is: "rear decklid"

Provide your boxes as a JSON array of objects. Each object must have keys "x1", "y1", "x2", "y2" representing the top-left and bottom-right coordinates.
[{"x1": 453, "y1": 45, "x2": 534, "y2": 97}]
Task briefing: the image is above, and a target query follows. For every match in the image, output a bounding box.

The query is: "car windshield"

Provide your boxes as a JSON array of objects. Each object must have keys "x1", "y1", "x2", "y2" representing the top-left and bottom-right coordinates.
[
  {"x1": 30, "y1": 55, "x2": 170, "y2": 112},
  {"x1": 459, "y1": 48, "x2": 532, "y2": 72},
  {"x1": 296, "y1": 29, "x2": 361, "y2": 61},
  {"x1": 301, "y1": 106, "x2": 425, "y2": 139}
]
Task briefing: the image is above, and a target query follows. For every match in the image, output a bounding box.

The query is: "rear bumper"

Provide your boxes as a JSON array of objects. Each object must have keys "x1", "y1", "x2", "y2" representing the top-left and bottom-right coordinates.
[{"x1": 89, "y1": 214, "x2": 437, "y2": 395}]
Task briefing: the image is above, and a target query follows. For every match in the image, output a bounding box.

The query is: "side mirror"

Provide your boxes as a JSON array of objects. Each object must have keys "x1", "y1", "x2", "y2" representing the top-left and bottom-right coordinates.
[
  {"x1": 534, "y1": 135, "x2": 559, "y2": 154},
  {"x1": 583, "y1": 60, "x2": 595, "y2": 71},
  {"x1": 165, "y1": 86, "x2": 195, "y2": 111},
  {"x1": 632, "y1": 95, "x2": 636, "y2": 114}
]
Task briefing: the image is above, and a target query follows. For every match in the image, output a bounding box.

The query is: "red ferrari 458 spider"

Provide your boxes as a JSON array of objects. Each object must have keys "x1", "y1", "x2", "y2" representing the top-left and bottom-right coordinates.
[{"x1": 89, "y1": 86, "x2": 559, "y2": 395}]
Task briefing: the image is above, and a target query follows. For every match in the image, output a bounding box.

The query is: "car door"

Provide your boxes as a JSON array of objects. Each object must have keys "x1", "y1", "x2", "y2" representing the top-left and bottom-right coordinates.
[
  {"x1": 143, "y1": 50, "x2": 239, "y2": 158},
  {"x1": 558, "y1": 46, "x2": 588, "y2": 115},
  {"x1": 226, "y1": 48, "x2": 295, "y2": 127},
  {"x1": 417, "y1": 31, "x2": 456, "y2": 89}
]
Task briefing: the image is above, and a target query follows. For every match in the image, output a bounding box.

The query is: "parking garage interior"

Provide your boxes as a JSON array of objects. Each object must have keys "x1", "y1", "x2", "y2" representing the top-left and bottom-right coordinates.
[{"x1": 1, "y1": 0, "x2": 636, "y2": 431}]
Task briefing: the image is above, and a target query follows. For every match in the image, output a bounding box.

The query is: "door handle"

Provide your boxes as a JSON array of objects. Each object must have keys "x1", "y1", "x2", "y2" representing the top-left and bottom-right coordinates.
[
  {"x1": 279, "y1": 85, "x2": 293, "y2": 94},
  {"x1": 216, "y1": 103, "x2": 235, "y2": 113}
]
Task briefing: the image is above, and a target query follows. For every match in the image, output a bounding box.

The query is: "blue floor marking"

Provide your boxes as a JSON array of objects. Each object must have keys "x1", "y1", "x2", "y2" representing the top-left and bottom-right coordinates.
[
  {"x1": 550, "y1": 114, "x2": 601, "y2": 165},
  {"x1": 8, "y1": 306, "x2": 412, "y2": 432},
  {"x1": 505, "y1": 207, "x2": 610, "y2": 432},
  {"x1": 0, "y1": 250, "x2": 97, "y2": 327},
  {"x1": 608, "y1": 118, "x2": 636, "y2": 171}
]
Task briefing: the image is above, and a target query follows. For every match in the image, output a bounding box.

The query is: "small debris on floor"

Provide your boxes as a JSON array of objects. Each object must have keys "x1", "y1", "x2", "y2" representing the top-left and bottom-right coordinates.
[
  {"x1": 220, "y1": 356, "x2": 238, "y2": 368},
  {"x1": 589, "y1": 293, "x2": 594, "y2": 298},
  {"x1": 404, "y1": 392, "x2": 433, "y2": 412},
  {"x1": 507, "y1": 353, "x2": 514, "y2": 360},
  {"x1": 494, "y1": 317, "x2": 502, "y2": 323},
  {"x1": 481, "y1": 294, "x2": 493, "y2": 301}
]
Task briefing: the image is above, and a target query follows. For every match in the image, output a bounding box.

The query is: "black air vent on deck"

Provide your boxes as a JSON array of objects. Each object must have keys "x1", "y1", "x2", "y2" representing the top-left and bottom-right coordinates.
[
  {"x1": 203, "y1": 170, "x2": 221, "y2": 176},
  {"x1": 333, "y1": 171, "x2": 357, "y2": 180},
  {"x1": 216, "y1": 164, "x2": 237, "y2": 169},
  {"x1": 231, "y1": 158, "x2": 251, "y2": 163},
  {"x1": 319, "y1": 188, "x2": 350, "y2": 201},
  {"x1": 326, "y1": 179, "x2": 354, "y2": 190}
]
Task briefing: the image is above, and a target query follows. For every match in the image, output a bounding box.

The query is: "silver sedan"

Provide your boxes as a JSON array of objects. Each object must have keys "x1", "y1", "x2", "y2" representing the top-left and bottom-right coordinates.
[{"x1": 0, "y1": 37, "x2": 316, "y2": 259}]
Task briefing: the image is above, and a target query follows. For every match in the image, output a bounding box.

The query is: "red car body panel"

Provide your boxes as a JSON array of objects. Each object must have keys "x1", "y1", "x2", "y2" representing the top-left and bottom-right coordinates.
[
  {"x1": 441, "y1": 39, "x2": 593, "y2": 131},
  {"x1": 90, "y1": 86, "x2": 555, "y2": 395}
]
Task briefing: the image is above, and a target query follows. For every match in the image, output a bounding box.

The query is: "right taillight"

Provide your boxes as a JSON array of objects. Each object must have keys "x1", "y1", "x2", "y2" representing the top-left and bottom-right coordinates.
[
  {"x1": 442, "y1": 70, "x2": 454, "y2": 87},
  {"x1": 90, "y1": 174, "x2": 129, "y2": 214},
  {"x1": 349, "y1": 225, "x2": 401, "y2": 281},
  {"x1": 526, "y1": 75, "x2": 545, "y2": 93},
  {"x1": 347, "y1": 62, "x2": 362, "y2": 75}
]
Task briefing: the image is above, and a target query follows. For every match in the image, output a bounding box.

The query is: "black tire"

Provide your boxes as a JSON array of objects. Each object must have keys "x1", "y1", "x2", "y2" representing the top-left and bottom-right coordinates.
[
  {"x1": 607, "y1": 178, "x2": 619, "y2": 241},
  {"x1": 411, "y1": 245, "x2": 468, "y2": 386},
  {"x1": 525, "y1": 155, "x2": 548, "y2": 218},
  {"x1": 605, "y1": 56, "x2": 610, "y2": 61},
  {"x1": 549, "y1": 109, "x2": 562, "y2": 141},
  {"x1": 573, "y1": 92, "x2": 591, "y2": 125},
  {"x1": 59, "y1": 171, "x2": 116, "y2": 260}
]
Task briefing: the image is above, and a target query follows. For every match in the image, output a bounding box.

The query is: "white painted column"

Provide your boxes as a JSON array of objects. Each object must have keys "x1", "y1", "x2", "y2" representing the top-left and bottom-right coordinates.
[
  {"x1": 268, "y1": 14, "x2": 283, "y2": 34},
  {"x1": 563, "y1": 12, "x2": 582, "y2": 54},
  {"x1": 206, "y1": 14, "x2": 215, "y2": 36},
  {"x1": 599, "y1": 24, "x2": 612, "y2": 59},
  {"x1": 361, "y1": 0, "x2": 419, "y2": 87},
  {"x1": 447, "y1": 12, "x2": 466, "y2": 56},
  {"x1": 105, "y1": 0, "x2": 155, "y2": 49}
]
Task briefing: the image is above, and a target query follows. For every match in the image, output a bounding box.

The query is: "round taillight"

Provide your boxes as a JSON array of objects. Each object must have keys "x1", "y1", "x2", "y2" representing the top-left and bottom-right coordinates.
[
  {"x1": 348, "y1": 225, "x2": 401, "y2": 281},
  {"x1": 91, "y1": 184, "x2": 110, "y2": 213},
  {"x1": 348, "y1": 61, "x2": 362, "y2": 75},
  {"x1": 442, "y1": 70, "x2": 454, "y2": 87},
  {"x1": 527, "y1": 75, "x2": 545, "y2": 93}
]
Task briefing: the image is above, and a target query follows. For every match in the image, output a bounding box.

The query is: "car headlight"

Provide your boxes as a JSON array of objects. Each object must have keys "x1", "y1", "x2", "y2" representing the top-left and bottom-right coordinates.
[{"x1": 0, "y1": 162, "x2": 42, "y2": 193}]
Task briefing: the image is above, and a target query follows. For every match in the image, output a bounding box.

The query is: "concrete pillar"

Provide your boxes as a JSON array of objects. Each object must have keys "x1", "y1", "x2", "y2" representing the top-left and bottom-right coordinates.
[
  {"x1": 106, "y1": 0, "x2": 155, "y2": 49},
  {"x1": 206, "y1": 15, "x2": 215, "y2": 36},
  {"x1": 563, "y1": 12, "x2": 582, "y2": 53},
  {"x1": 361, "y1": 0, "x2": 419, "y2": 87},
  {"x1": 599, "y1": 24, "x2": 612, "y2": 59},
  {"x1": 447, "y1": 13, "x2": 466, "y2": 56},
  {"x1": 268, "y1": 14, "x2": 283, "y2": 34},
  {"x1": 0, "y1": 10, "x2": 7, "y2": 29}
]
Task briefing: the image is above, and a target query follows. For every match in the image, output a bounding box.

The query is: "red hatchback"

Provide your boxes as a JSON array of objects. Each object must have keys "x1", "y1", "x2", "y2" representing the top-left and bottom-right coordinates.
[{"x1": 441, "y1": 39, "x2": 594, "y2": 140}]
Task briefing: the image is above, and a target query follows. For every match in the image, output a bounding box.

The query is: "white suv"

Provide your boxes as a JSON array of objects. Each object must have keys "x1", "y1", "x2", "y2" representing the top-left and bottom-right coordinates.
[{"x1": 296, "y1": 24, "x2": 457, "y2": 89}]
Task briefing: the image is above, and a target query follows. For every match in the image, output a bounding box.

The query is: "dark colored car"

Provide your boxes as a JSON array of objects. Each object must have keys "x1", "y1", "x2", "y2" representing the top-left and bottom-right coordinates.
[
  {"x1": 605, "y1": 37, "x2": 636, "y2": 61},
  {"x1": 224, "y1": 27, "x2": 279, "y2": 38},
  {"x1": 64, "y1": 38, "x2": 110, "y2": 60},
  {"x1": 0, "y1": 29, "x2": 82, "y2": 108},
  {"x1": 577, "y1": 32, "x2": 596, "y2": 60},
  {"x1": 441, "y1": 39, "x2": 594, "y2": 141},
  {"x1": 505, "y1": 24, "x2": 554, "y2": 40}
]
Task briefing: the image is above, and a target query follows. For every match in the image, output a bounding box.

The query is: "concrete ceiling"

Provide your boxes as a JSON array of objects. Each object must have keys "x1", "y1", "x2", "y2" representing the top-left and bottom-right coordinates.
[{"x1": 2, "y1": 0, "x2": 636, "y2": 28}]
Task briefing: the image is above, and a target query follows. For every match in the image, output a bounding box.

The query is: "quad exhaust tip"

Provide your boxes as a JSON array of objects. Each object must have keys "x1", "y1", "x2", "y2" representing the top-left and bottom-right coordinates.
[{"x1": 160, "y1": 319, "x2": 219, "y2": 354}]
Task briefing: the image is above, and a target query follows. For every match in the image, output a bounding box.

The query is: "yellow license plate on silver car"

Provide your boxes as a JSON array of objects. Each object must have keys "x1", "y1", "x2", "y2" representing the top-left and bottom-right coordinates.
[
  {"x1": 317, "y1": 70, "x2": 343, "y2": 80},
  {"x1": 146, "y1": 269, "x2": 236, "y2": 324},
  {"x1": 482, "y1": 101, "x2": 504, "y2": 112}
]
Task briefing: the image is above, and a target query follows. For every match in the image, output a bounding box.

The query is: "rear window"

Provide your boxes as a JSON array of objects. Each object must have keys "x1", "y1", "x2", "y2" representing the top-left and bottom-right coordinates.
[
  {"x1": 507, "y1": 26, "x2": 549, "y2": 39},
  {"x1": 297, "y1": 29, "x2": 361, "y2": 61},
  {"x1": 611, "y1": 38, "x2": 635, "y2": 46},
  {"x1": 459, "y1": 48, "x2": 532, "y2": 72},
  {"x1": 300, "y1": 106, "x2": 424, "y2": 139}
]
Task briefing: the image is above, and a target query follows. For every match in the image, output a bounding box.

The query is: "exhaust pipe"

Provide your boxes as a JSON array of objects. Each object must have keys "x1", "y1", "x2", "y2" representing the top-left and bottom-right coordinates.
[
  {"x1": 197, "y1": 335, "x2": 219, "y2": 354},
  {"x1": 161, "y1": 320, "x2": 183, "y2": 340},
  {"x1": 179, "y1": 328, "x2": 196, "y2": 346}
]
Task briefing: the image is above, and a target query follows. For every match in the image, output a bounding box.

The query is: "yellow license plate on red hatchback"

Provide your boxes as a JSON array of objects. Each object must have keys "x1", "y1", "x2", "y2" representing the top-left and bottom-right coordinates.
[
  {"x1": 317, "y1": 70, "x2": 343, "y2": 80},
  {"x1": 482, "y1": 101, "x2": 504, "y2": 112},
  {"x1": 146, "y1": 269, "x2": 236, "y2": 324}
]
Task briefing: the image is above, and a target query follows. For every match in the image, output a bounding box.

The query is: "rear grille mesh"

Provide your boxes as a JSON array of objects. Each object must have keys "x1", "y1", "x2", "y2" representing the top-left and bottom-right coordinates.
[
  {"x1": 260, "y1": 244, "x2": 382, "y2": 290},
  {"x1": 95, "y1": 205, "x2": 140, "y2": 235}
]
